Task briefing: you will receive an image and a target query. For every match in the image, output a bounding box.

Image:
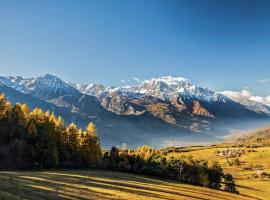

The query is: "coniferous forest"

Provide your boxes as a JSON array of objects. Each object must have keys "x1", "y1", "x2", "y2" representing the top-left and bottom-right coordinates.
[{"x1": 0, "y1": 94, "x2": 237, "y2": 193}]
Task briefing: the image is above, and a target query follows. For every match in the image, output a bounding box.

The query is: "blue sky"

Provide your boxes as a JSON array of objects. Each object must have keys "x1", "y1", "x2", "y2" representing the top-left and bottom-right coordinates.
[{"x1": 0, "y1": 0, "x2": 270, "y2": 96}]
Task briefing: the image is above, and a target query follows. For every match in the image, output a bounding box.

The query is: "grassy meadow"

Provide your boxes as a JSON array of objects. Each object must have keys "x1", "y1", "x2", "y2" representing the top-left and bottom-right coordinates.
[
  {"x1": 167, "y1": 146, "x2": 270, "y2": 200},
  {"x1": 0, "y1": 170, "x2": 255, "y2": 200}
]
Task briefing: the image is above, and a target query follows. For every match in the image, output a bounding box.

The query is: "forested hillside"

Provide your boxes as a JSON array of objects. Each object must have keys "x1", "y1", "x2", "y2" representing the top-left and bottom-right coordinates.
[{"x1": 0, "y1": 94, "x2": 102, "y2": 169}]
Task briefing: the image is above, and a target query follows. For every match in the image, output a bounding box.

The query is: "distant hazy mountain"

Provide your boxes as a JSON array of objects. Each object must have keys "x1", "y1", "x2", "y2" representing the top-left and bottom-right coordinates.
[
  {"x1": 73, "y1": 76, "x2": 270, "y2": 117},
  {"x1": 73, "y1": 76, "x2": 269, "y2": 132},
  {"x1": 1, "y1": 74, "x2": 269, "y2": 147},
  {"x1": 128, "y1": 76, "x2": 228, "y2": 102}
]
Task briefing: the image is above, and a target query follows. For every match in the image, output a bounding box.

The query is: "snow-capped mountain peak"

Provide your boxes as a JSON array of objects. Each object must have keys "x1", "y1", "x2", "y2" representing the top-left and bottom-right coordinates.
[
  {"x1": 70, "y1": 83, "x2": 105, "y2": 96},
  {"x1": 142, "y1": 76, "x2": 190, "y2": 85},
  {"x1": 128, "y1": 76, "x2": 229, "y2": 102},
  {"x1": 27, "y1": 74, "x2": 80, "y2": 99},
  {"x1": 34, "y1": 74, "x2": 71, "y2": 90},
  {"x1": 72, "y1": 75, "x2": 230, "y2": 103},
  {"x1": 0, "y1": 74, "x2": 79, "y2": 100}
]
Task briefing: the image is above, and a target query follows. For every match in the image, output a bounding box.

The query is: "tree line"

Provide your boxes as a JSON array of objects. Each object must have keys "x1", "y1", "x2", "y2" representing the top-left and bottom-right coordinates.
[
  {"x1": 103, "y1": 145, "x2": 238, "y2": 193},
  {"x1": 0, "y1": 94, "x2": 102, "y2": 169},
  {"x1": 0, "y1": 94, "x2": 237, "y2": 193}
]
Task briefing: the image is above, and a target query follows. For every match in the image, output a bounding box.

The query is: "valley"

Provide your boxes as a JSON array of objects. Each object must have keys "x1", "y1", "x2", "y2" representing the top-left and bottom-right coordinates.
[{"x1": 164, "y1": 127, "x2": 270, "y2": 199}]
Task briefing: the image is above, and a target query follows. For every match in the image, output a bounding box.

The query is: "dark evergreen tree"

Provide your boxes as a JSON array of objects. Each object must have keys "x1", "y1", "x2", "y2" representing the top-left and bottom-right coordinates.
[{"x1": 224, "y1": 173, "x2": 238, "y2": 193}]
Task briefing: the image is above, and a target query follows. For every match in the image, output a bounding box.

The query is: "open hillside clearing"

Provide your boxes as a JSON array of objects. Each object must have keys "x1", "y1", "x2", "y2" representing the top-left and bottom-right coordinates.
[{"x1": 0, "y1": 170, "x2": 255, "y2": 200}]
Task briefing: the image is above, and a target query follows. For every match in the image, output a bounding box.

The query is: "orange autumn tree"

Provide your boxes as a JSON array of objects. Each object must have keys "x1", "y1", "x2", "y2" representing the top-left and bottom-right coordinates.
[{"x1": 81, "y1": 122, "x2": 102, "y2": 167}]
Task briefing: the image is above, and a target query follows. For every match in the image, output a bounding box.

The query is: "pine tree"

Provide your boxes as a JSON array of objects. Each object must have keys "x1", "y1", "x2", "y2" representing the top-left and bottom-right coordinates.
[
  {"x1": 81, "y1": 122, "x2": 102, "y2": 168},
  {"x1": 66, "y1": 123, "x2": 80, "y2": 167},
  {"x1": 208, "y1": 161, "x2": 223, "y2": 189},
  {"x1": 109, "y1": 146, "x2": 120, "y2": 170}
]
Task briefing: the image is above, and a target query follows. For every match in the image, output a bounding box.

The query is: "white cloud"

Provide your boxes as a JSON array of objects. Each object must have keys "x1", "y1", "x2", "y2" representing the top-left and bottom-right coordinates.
[
  {"x1": 258, "y1": 77, "x2": 270, "y2": 84},
  {"x1": 121, "y1": 77, "x2": 141, "y2": 84},
  {"x1": 220, "y1": 89, "x2": 270, "y2": 106},
  {"x1": 250, "y1": 95, "x2": 270, "y2": 106},
  {"x1": 220, "y1": 89, "x2": 252, "y2": 103},
  {"x1": 132, "y1": 77, "x2": 140, "y2": 82}
]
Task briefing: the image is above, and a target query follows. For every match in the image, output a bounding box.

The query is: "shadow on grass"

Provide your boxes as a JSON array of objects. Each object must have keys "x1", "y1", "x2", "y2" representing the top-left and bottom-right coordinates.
[
  {"x1": 0, "y1": 171, "x2": 257, "y2": 200},
  {"x1": 42, "y1": 171, "x2": 255, "y2": 200},
  {"x1": 37, "y1": 172, "x2": 235, "y2": 200},
  {"x1": 0, "y1": 174, "x2": 114, "y2": 200}
]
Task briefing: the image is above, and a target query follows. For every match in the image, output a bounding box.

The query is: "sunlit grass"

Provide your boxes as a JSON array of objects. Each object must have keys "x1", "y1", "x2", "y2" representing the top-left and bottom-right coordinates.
[
  {"x1": 0, "y1": 170, "x2": 253, "y2": 200},
  {"x1": 168, "y1": 146, "x2": 270, "y2": 200}
]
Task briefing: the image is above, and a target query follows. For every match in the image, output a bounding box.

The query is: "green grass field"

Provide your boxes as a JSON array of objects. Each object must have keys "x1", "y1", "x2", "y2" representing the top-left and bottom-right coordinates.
[
  {"x1": 0, "y1": 170, "x2": 255, "y2": 200},
  {"x1": 167, "y1": 146, "x2": 270, "y2": 200}
]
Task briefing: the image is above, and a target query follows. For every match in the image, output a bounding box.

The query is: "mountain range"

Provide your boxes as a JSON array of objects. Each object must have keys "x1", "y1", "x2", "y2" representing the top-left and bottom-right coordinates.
[{"x1": 0, "y1": 74, "x2": 269, "y2": 147}]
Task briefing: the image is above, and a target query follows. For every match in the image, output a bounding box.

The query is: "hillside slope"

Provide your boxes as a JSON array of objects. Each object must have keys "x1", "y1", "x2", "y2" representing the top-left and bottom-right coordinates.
[
  {"x1": 235, "y1": 126, "x2": 270, "y2": 146},
  {"x1": 166, "y1": 146, "x2": 270, "y2": 200},
  {"x1": 0, "y1": 170, "x2": 254, "y2": 200}
]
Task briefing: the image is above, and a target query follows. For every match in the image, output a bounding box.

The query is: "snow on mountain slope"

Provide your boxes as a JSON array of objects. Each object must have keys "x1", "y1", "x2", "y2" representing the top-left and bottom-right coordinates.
[
  {"x1": 0, "y1": 74, "x2": 80, "y2": 100},
  {"x1": 0, "y1": 76, "x2": 32, "y2": 92},
  {"x1": 244, "y1": 100, "x2": 270, "y2": 115},
  {"x1": 71, "y1": 75, "x2": 270, "y2": 120},
  {"x1": 73, "y1": 76, "x2": 229, "y2": 103},
  {"x1": 70, "y1": 83, "x2": 106, "y2": 96},
  {"x1": 0, "y1": 76, "x2": 14, "y2": 88},
  {"x1": 127, "y1": 76, "x2": 229, "y2": 103},
  {"x1": 220, "y1": 91, "x2": 270, "y2": 115}
]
